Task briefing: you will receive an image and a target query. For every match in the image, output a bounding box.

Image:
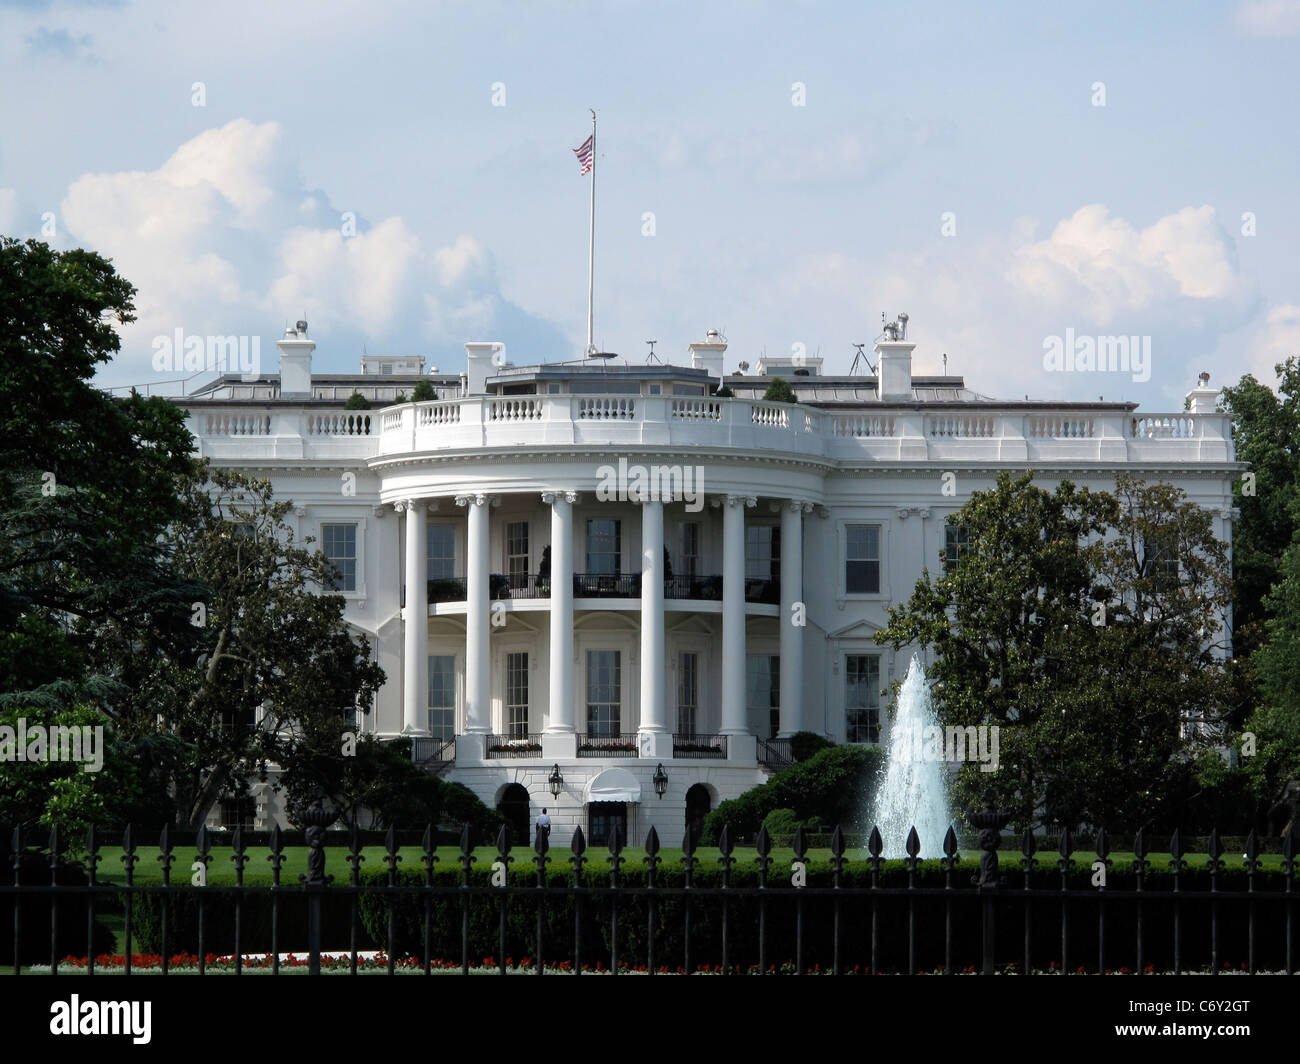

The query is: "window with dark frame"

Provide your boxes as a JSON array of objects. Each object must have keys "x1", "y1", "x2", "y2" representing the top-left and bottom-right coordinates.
[
  {"x1": 427, "y1": 524, "x2": 456, "y2": 579},
  {"x1": 845, "y1": 524, "x2": 880, "y2": 594},
  {"x1": 505, "y1": 651, "x2": 529, "y2": 737},
  {"x1": 846, "y1": 654, "x2": 880, "y2": 743},
  {"x1": 427, "y1": 655, "x2": 456, "y2": 739},
  {"x1": 506, "y1": 521, "x2": 529, "y2": 586},
  {"x1": 321, "y1": 523, "x2": 357, "y2": 591},
  {"x1": 586, "y1": 649, "x2": 621, "y2": 736}
]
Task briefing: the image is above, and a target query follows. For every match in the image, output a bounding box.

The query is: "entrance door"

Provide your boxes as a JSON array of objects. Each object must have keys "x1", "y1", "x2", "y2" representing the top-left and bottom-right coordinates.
[
  {"x1": 588, "y1": 802, "x2": 627, "y2": 848},
  {"x1": 498, "y1": 783, "x2": 530, "y2": 845}
]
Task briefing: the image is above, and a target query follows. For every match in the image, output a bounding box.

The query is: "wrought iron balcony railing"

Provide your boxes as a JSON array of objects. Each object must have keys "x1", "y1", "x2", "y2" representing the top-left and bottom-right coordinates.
[
  {"x1": 572, "y1": 573, "x2": 640, "y2": 598},
  {"x1": 672, "y1": 733, "x2": 728, "y2": 759},
  {"x1": 665, "y1": 575, "x2": 723, "y2": 600},
  {"x1": 485, "y1": 733, "x2": 544, "y2": 758},
  {"x1": 577, "y1": 732, "x2": 639, "y2": 757}
]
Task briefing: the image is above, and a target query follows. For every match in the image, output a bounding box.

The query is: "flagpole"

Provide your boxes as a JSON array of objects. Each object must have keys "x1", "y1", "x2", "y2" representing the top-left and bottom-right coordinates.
[{"x1": 586, "y1": 109, "x2": 596, "y2": 356}]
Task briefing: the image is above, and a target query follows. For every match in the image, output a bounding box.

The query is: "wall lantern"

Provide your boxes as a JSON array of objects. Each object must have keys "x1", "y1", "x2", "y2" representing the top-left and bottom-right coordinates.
[
  {"x1": 548, "y1": 764, "x2": 564, "y2": 798},
  {"x1": 652, "y1": 763, "x2": 669, "y2": 799}
]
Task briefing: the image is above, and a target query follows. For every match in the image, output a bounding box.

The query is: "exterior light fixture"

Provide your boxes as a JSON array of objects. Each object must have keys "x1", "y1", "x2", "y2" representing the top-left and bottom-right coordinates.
[
  {"x1": 652, "y1": 763, "x2": 668, "y2": 799},
  {"x1": 548, "y1": 764, "x2": 564, "y2": 798}
]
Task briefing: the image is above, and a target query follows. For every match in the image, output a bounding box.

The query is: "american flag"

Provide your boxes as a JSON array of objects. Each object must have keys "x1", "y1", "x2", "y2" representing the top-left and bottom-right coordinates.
[{"x1": 572, "y1": 134, "x2": 594, "y2": 175}]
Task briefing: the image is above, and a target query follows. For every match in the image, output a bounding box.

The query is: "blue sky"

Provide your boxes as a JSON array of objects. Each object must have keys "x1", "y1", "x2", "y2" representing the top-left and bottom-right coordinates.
[{"x1": 2, "y1": 0, "x2": 1297, "y2": 408}]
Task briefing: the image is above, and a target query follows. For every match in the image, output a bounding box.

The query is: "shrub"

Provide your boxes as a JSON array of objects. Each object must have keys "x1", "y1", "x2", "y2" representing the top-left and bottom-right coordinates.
[
  {"x1": 410, "y1": 379, "x2": 438, "y2": 402},
  {"x1": 700, "y1": 745, "x2": 884, "y2": 844},
  {"x1": 761, "y1": 808, "x2": 818, "y2": 836},
  {"x1": 790, "y1": 731, "x2": 834, "y2": 762},
  {"x1": 0, "y1": 848, "x2": 115, "y2": 964},
  {"x1": 762, "y1": 377, "x2": 797, "y2": 404},
  {"x1": 343, "y1": 391, "x2": 370, "y2": 410}
]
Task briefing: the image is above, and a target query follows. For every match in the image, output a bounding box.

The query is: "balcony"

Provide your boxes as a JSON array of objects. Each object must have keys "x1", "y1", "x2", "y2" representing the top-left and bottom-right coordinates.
[
  {"x1": 743, "y1": 578, "x2": 779, "y2": 604},
  {"x1": 485, "y1": 733, "x2": 543, "y2": 759},
  {"x1": 577, "y1": 733, "x2": 639, "y2": 757},
  {"x1": 672, "y1": 733, "x2": 728, "y2": 759},
  {"x1": 666, "y1": 575, "x2": 722, "y2": 600},
  {"x1": 189, "y1": 396, "x2": 1233, "y2": 468},
  {"x1": 572, "y1": 573, "x2": 640, "y2": 598}
]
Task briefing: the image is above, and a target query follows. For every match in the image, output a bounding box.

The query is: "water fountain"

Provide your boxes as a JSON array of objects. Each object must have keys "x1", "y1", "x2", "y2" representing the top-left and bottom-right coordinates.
[{"x1": 866, "y1": 654, "x2": 952, "y2": 858}]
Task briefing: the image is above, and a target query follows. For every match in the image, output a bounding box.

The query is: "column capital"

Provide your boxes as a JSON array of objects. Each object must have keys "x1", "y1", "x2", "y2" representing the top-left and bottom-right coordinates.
[
  {"x1": 392, "y1": 500, "x2": 407, "y2": 514},
  {"x1": 896, "y1": 506, "x2": 932, "y2": 520},
  {"x1": 773, "y1": 499, "x2": 813, "y2": 514},
  {"x1": 726, "y1": 494, "x2": 757, "y2": 509},
  {"x1": 542, "y1": 490, "x2": 581, "y2": 506},
  {"x1": 813, "y1": 504, "x2": 831, "y2": 519},
  {"x1": 455, "y1": 493, "x2": 499, "y2": 508}
]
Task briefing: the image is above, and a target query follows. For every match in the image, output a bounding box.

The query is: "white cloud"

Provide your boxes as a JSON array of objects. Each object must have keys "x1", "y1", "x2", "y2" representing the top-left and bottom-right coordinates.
[
  {"x1": 1009, "y1": 205, "x2": 1243, "y2": 324},
  {"x1": 1239, "y1": 303, "x2": 1300, "y2": 385},
  {"x1": 54, "y1": 119, "x2": 552, "y2": 384},
  {"x1": 1236, "y1": 1, "x2": 1300, "y2": 36}
]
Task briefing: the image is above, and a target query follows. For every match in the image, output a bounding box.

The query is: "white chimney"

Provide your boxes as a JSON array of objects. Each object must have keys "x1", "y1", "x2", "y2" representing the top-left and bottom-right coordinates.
[
  {"x1": 1186, "y1": 371, "x2": 1219, "y2": 413},
  {"x1": 464, "y1": 341, "x2": 504, "y2": 396},
  {"x1": 688, "y1": 330, "x2": 728, "y2": 381},
  {"x1": 277, "y1": 319, "x2": 315, "y2": 398},
  {"x1": 874, "y1": 337, "x2": 915, "y2": 402}
]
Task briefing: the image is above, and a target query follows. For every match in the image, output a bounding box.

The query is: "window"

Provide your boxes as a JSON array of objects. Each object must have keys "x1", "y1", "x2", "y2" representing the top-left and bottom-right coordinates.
[
  {"x1": 944, "y1": 523, "x2": 969, "y2": 569},
  {"x1": 846, "y1": 655, "x2": 880, "y2": 743},
  {"x1": 586, "y1": 519, "x2": 621, "y2": 575},
  {"x1": 845, "y1": 524, "x2": 880, "y2": 594},
  {"x1": 586, "y1": 650, "x2": 621, "y2": 736},
  {"x1": 745, "y1": 525, "x2": 780, "y2": 580},
  {"x1": 321, "y1": 523, "x2": 357, "y2": 591},
  {"x1": 1142, "y1": 539, "x2": 1180, "y2": 586},
  {"x1": 427, "y1": 655, "x2": 456, "y2": 739},
  {"x1": 506, "y1": 652, "x2": 529, "y2": 737},
  {"x1": 680, "y1": 522, "x2": 700, "y2": 579},
  {"x1": 427, "y1": 525, "x2": 456, "y2": 579},
  {"x1": 747, "y1": 654, "x2": 780, "y2": 739},
  {"x1": 505, "y1": 521, "x2": 529, "y2": 586},
  {"x1": 380, "y1": 363, "x2": 393, "y2": 375},
  {"x1": 588, "y1": 802, "x2": 627, "y2": 848},
  {"x1": 678, "y1": 652, "x2": 699, "y2": 735}
]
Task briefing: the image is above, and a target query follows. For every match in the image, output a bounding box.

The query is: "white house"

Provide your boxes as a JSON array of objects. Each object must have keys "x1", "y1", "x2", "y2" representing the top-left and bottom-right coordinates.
[{"x1": 176, "y1": 319, "x2": 1239, "y2": 846}]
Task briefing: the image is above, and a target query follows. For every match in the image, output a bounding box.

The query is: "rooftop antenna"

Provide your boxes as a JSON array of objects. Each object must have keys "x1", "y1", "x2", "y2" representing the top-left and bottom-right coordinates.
[
  {"x1": 850, "y1": 343, "x2": 875, "y2": 376},
  {"x1": 942, "y1": 352, "x2": 947, "y2": 374},
  {"x1": 645, "y1": 339, "x2": 661, "y2": 364}
]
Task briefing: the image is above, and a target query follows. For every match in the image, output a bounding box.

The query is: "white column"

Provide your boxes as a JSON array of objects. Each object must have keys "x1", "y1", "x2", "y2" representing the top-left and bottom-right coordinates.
[
  {"x1": 460, "y1": 493, "x2": 492, "y2": 733},
  {"x1": 639, "y1": 499, "x2": 667, "y2": 739},
  {"x1": 779, "y1": 500, "x2": 809, "y2": 737},
  {"x1": 400, "y1": 500, "x2": 428, "y2": 734},
  {"x1": 721, "y1": 494, "x2": 753, "y2": 734},
  {"x1": 545, "y1": 492, "x2": 576, "y2": 733}
]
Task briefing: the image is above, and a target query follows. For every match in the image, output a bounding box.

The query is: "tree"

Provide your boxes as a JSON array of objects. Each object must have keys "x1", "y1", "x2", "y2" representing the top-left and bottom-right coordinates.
[
  {"x1": 117, "y1": 464, "x2": 386, "y2": 830},
  {"x1": 876, "y1": 472, "x2": 1233, "y2": 832},
  {"x1": 1246, "y1": 526, "x2": 1300, "y2": 832},
  {"x1": 0, "y1": 237, "x2": 199, "y2": 710},
  {"x1": 409, "y1": 379, "x2": 438, "y2": 402},
  {"x1": 1218, "y1": 359, "x2": 1300, "y2": 657},
  {"x1": 344, "y1": 391, "x2": 371, "y2": 410},
  {"x1": 762, "y1": 377, "x2": 797, "y2": 404}
]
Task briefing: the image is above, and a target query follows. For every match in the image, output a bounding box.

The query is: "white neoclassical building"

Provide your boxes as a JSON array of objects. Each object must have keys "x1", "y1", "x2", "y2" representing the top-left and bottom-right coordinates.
[{"x1": 177, "y1": 321, "x2": 1239, "y2": 846}]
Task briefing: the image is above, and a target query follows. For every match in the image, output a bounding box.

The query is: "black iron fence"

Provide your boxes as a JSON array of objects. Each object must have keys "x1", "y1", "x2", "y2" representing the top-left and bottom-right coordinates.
[
  {"x1": 576, "y1": 733, "x2": 639, "y2": 757},
  {"x1": 672, "y1": 733, "x2": 728, "y2": 759},
  {"x1": 485, "y1": 734, "x2": 543, "y2": 758},
  {"x1": 4, "y1": 816, "x2": 1296, "y2": 976}
]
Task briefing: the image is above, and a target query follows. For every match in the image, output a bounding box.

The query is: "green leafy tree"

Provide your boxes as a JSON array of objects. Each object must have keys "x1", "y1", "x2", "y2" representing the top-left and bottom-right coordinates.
[
  {"x1": 1218, "y1": 358, "x2": 1300, "y2": 657},
  {"x1": 343, "y1": 391, "x2": 371, "y2": 410},
  {"x1": 762, "y1": 376, "x2": 797, "y2": 404},
  {"x1": 876, "y1": 472, "x2": 1232, "y2": 832},
  {"x1": 0, "y1": 237, "x2": 199, "y2": 709},
  {"x1": 118, "y1": 464, "x2": 386, "y2": 830},
  {"x1": 409, "y1": 379, "x2": 438, "y2": 402},
  {"x1": 1247, "y1": 528, "x2": 1300, "y2": 832}
]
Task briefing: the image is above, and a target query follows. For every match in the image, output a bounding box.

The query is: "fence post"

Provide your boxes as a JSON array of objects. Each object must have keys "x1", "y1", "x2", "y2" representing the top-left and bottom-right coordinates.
[
  {"x1": 298, "y1": 793, "x2": 337, "y2": 977},
  {"x1": 970, "y1": 791, "x2": 1011, "y2": 976}
]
